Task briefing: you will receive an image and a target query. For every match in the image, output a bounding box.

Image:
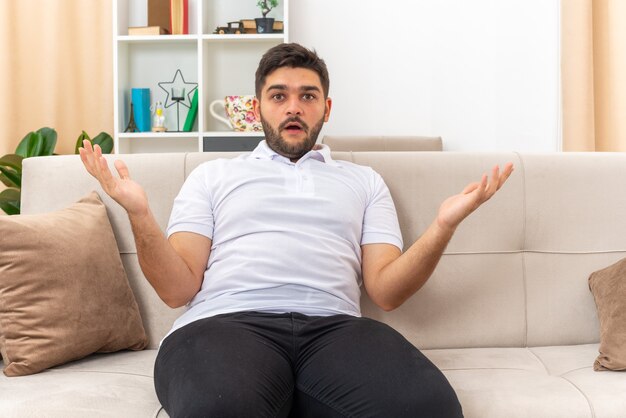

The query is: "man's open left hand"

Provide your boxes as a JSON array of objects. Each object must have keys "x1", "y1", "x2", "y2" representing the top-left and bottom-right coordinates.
[{"x1": 436, "y1": 162, "x2": 514, "y2": 233}]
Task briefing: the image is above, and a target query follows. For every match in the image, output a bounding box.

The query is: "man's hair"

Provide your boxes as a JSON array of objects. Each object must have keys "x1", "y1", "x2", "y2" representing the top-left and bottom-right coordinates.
[{"x1": 255, "y1": 43, "x2": 330, "y2": 99}]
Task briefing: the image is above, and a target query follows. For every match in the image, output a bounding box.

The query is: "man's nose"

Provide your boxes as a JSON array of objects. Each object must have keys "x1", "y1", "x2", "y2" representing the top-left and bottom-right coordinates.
[{"x1": 286, "y1": 97, "x2": 303, "y2": 115}]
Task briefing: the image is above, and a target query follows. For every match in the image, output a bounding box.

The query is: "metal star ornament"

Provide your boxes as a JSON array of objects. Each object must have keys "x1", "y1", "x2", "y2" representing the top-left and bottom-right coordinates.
[{"x1": 158, "y1": 69, "x2": 198, "y2": 109}]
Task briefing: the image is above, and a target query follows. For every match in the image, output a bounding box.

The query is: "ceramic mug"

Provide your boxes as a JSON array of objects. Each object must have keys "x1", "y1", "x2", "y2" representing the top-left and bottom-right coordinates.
[{"x1": 209, "y1": 95, "x2": 263, "y2": 132}]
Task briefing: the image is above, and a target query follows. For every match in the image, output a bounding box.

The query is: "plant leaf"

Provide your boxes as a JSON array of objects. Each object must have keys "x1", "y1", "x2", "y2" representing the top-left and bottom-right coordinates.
[
  {"x1": 0, "y1": 188, "x2": 20, "y2": 215},
  {"x1": 15, "y1": 131, "x2": 31, "y2": 156},
  {"x1": 0, "y1": 173, "x2": 14, "y2": 187},
  {"x1": 0, "y1": 154, "x2": 23, "y2": 171},
  {"x1": 15, "y1": 132, "x2": 35, "y2": 157},
  {"x1": 74, "y1": 130, "x2": 91, "y2": 154},
  {"x1": 37, "y1": 127, "x2": 58, "y2": 156},
  {"x1": 27, "y1": 132, "x2": 45, "y2": 157},
  {"x1": 0, "y1": 166, "x2": 20, "y2": 188},
  {"x1": 15, "y1": 128, "x2": 57, "y2": 157},
  {"x1": 92, "y1": 132, "x2": 114, "y2": 154}
]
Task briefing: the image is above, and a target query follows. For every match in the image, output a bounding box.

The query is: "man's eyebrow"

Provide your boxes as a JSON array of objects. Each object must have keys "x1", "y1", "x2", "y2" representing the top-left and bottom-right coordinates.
[
  {"x1": 265, "y1": 84, "x2": 321, "y2": 92},
  {"x1": 300, "y1": 85, "x2": 321, "y2": 92},
  {"x1": 266, "y1": 84, "x2": 288, "y2": 92}
]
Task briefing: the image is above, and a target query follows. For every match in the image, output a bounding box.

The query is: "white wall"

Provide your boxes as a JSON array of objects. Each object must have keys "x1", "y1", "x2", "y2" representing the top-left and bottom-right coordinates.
[{"x1": 290, "y1": 0, "x2": 561, "y2": 152}]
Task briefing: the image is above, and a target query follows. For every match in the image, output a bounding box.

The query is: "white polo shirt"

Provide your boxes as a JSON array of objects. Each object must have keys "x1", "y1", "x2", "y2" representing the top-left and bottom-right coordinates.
[{"x1": 165, "y1": 140, "x2": 402, "y2": 336}]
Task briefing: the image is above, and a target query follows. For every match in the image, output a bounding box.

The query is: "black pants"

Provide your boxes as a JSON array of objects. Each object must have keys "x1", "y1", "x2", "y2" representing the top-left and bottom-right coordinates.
[{"x1": 154, "y1": 311, "x2": 463, "y2": 418}]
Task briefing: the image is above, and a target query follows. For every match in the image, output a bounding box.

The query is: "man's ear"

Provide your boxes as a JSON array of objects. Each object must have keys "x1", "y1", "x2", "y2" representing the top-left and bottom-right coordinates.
[
  {"x1": 253, "y1": 96, "x2": 261, "y2": 120},
  {"x1": 324, "y1": 97, "x2": 333, "y2": 122}
]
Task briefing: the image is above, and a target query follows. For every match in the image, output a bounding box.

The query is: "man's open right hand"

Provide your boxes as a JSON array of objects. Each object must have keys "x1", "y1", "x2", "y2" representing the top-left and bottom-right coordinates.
[{"x1": 78, "y1": 140, "x2": 149, "y2": 218}]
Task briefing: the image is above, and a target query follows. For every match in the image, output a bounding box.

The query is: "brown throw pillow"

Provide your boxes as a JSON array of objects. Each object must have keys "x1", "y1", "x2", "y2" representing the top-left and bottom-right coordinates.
[
  {"x1": 589, "y1": 257, "x2": 626, "y2": 371},
  {"x1": 0, "y1": 192, "x2": 148, "y2": 376}
]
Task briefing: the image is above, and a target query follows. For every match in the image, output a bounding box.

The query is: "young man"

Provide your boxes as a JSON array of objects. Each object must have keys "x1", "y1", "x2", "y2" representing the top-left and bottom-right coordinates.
[{"x1": 80, "y1": 43, "x2": 513, "y2": 417}]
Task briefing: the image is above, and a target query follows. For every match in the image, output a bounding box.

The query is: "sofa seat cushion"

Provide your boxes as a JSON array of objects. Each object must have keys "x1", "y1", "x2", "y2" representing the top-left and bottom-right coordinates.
[
  {"x1": 531, "y1": 344, "x2": 626, "y2": 418},
  {"x1": 2, "y1": 344, "x2": 623, "y2": 418},
  {"x1": 425, "y1": 344, "x2": 626, "y2": 418},
  {"x1": 0, "y1": 350, "x2": 166, "y2": 418}
]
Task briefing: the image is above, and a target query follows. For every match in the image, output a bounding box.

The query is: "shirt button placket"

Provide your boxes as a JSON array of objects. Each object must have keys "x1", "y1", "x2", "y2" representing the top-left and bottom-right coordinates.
[{"x1": 295, "y1": 163, "x2": 303, "y2": 192}]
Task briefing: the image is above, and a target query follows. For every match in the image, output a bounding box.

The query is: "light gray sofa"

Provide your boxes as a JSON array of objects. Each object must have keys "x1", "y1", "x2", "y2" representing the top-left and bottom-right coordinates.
[{"x1": 2, "y1": 150, "x2": 626, "y2": 417}]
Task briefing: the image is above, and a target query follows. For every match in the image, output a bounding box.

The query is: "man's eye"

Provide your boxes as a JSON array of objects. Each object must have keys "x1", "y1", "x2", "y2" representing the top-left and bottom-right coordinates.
[
  {"x1": 302, "y1": 94, "x2": 316, "y2": 101},
  {"x1": 272, "y1": 94, "x2": 285, "y2": 101}
]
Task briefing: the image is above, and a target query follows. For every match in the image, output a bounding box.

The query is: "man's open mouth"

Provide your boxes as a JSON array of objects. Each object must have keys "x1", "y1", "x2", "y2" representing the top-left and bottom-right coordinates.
[
  {"x1": 283, "y1": 122, "x2": 304, "y2": 132},
  {"x1": 280, "y1": 118, "x2": 307, "y2": 133}
]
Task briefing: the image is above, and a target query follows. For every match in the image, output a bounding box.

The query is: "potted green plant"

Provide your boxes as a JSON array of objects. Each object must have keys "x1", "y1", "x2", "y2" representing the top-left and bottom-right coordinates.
[
  {"x1": 255, "y1": 0, "x2": 278, "y2": 34},
  {"x1": 73, "y1": 130, "x2": 114, "y2": 154},
  {"x1": 0, "y1": 127, "x2": 113, "y2": 215}
]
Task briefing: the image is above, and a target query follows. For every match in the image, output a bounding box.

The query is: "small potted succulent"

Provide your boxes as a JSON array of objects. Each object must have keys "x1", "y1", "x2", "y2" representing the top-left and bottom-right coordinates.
[{"x1": 255, "y1": 0, "x2": 278, "y2": 34}]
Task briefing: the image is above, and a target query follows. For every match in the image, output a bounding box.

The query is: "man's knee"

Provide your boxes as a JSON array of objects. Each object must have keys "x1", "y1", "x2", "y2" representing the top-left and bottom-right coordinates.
[
  {"x1": 394, "y1": 354, "x2": 464, "y2": 417},
  {"x1": 297, "y1": 315, "x2": 463, "y2": 417},
  {"x1": 407, "y1": 374, "x2": 463, "y2": 418}
]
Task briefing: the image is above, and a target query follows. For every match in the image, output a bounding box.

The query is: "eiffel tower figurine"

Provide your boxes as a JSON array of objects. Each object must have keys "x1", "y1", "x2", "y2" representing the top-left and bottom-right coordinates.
[{"x1": 124, "y1": 102, "x2": 138, "y2": 133}]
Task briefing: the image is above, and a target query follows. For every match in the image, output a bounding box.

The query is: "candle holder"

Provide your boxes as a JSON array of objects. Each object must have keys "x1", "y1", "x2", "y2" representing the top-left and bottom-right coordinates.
[
  {"x1": 158, "y1": 69, "x2": 198, "y2": 132},
  {"x1": 171, "y1": 87, "x2": 185, "y2": 132}
]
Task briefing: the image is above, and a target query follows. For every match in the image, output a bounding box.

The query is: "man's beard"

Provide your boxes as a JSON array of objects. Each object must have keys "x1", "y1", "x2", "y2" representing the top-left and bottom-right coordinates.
[{"x1": 261, "y1": 114, "x2": 325, "y2": 161}]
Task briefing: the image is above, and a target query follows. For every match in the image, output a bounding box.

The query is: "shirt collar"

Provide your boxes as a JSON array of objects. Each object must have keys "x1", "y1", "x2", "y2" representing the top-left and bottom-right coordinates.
[{"x1": 250, "y1": 140, "x2": 340, "y2": 166}]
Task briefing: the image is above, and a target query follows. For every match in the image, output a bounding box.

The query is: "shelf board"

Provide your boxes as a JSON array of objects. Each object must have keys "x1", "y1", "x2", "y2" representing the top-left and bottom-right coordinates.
[
  {"x1": 118, "y1": 132, "x2": 198, "y2": 139},
  {"x1": 202, "y1": 34, "x2": 285, "y2": 42},
  {"x1": 117, "y1": 34, "x2": 198, "y2": 43},
  {"x1": 117, "y1": 34, "x2": 284, "y2": 43},
  {"x1": 203, "y1": 131, "x2": 264, "y2": 137}
]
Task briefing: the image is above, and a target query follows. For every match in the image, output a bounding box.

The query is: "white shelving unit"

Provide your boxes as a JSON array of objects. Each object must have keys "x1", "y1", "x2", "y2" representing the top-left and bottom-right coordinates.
[{"x1": 113, "y1": 0, "x2": 288, "y2": 153}]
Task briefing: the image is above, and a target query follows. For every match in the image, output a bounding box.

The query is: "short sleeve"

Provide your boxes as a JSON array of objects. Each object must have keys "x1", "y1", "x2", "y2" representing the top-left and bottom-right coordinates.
[
  {"x1": 166, "y1": 164, "x2": 214, "y2": 239},
  {"x1": 361, "y1": 170, "x2": 403, "y2": 250}
]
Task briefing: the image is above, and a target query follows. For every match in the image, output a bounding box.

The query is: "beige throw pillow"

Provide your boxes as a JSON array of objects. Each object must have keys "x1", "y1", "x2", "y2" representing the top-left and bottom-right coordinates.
[
  {"x1": 0, "y1": 192, "x2": 148, "y2": 376},
  {"x1": 589, "y1": 257, "x2": 626, "y2": 371}
]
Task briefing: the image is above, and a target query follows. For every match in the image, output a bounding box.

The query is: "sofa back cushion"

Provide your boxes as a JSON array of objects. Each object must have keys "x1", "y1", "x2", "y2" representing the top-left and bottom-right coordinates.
[
  {"x1": 352, "y1": 152, "x2": 625, "y2": 349},
  {"x1": 351, "y1": 152, "x2": 527, "y2": 349},
  {"x1": 520, "y1": 154, "x2": 626, "y2": 347}
]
